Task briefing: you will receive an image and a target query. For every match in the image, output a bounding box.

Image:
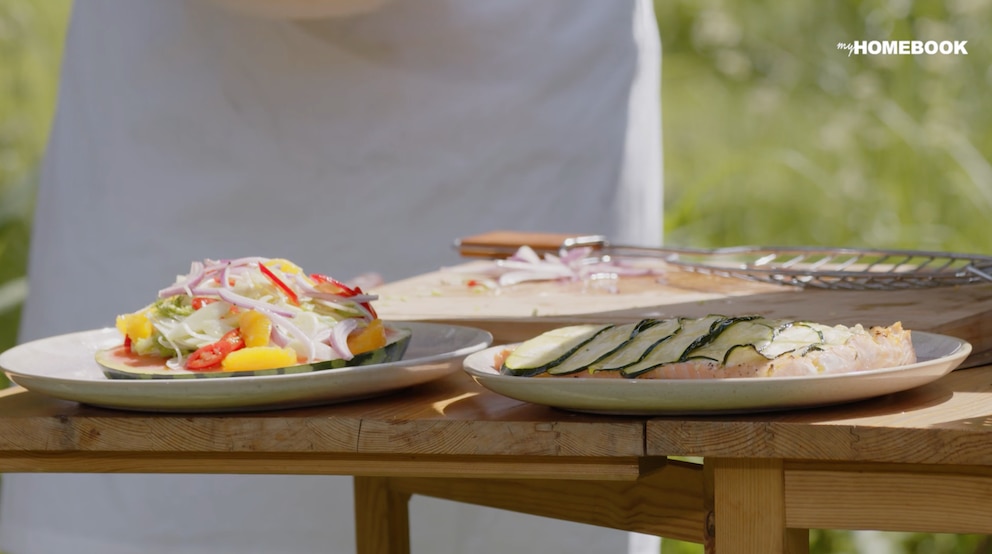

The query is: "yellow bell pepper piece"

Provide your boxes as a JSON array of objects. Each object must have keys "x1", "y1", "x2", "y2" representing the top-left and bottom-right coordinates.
[
  {"x1": 347, "y1": 319, "x2": 387, "y2": 355},
  {"x1": 238, "y1": 311, "x2": 271, "y2": 348},
  {"x1": 116, "y1": 312, "x2": 152, "y2": 342},
  {"x1": 263, "y1": 258, "x2": 302, "y2": 275},
  {"x1": 221, "y1": 346, "x2": 298, "y2": 372}
]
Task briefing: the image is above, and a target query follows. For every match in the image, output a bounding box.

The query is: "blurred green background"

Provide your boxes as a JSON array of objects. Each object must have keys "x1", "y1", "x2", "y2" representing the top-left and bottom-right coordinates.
[{"x1": 1, "y1": 0, "x2": 990, "y2": 552}]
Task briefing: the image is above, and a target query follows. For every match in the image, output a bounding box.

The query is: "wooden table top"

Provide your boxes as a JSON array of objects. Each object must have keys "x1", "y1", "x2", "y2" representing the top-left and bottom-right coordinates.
[
  {"x1": 5, "y1": 260, "x2": 992, "y2": 478},
  {"x1": 3, "y1": 362, "x2": 992, "y2": 473},
  {"x1": 374, "y1": 262, "x2": 992, "y2": 367}
]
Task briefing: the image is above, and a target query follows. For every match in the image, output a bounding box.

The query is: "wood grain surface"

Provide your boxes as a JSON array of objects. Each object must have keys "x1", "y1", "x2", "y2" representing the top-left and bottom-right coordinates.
[
  {"x1": 0, "y1": 373, "x2": 649, "y2": 478},
  {"x1": 646, "y1": 365, "x2": 992, "y2": 466}
]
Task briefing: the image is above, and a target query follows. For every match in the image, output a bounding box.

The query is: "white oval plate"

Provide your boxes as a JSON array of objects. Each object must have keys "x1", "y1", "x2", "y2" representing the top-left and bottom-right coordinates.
[
  {"x1": 463, "y1": 331, "x2": 971, "y2": 415},
  {"x1": 1, "y1": 321, "x2": 491, "y2": 413}
]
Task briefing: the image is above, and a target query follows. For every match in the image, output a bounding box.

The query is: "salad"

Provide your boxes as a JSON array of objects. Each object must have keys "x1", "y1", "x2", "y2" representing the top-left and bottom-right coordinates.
[{"x1": 107, "y1": 257, "x2": 409, "y2": 375}]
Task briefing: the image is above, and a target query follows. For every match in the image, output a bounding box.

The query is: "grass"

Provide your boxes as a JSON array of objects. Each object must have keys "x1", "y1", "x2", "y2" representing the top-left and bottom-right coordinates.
[{"x1": 2, "y1": 1, "x2": 992, "y2": 552}]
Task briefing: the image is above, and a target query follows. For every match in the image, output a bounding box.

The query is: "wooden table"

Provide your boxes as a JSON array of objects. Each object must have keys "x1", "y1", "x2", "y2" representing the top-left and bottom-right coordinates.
[
  {"x1": 3, "y1": 363, "x2": 992, "y2": 554},
  {"x1": 4, "y1": 263, "x2": 992, "y2": 553}
]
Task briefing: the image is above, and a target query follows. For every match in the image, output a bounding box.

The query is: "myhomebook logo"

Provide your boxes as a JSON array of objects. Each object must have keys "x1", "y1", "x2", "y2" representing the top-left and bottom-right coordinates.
[{"x1": 837, "y1": 40, "x2": 969, "y2": 56}]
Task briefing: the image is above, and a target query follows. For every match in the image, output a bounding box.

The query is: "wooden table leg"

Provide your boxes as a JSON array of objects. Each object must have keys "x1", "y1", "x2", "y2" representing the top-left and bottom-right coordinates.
[
  {"x1": 354, "y1": 477, "x2": 412, "y2": 554},
  {"x1": 707, "y1": 458, "x2": 807, "y2": 554}
]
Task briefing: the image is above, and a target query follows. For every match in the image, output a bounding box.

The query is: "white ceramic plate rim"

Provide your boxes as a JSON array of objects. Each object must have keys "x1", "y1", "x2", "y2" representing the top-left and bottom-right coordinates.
[
  {"x1": 462, "y1": 330, "x2": 972, "y2": 415},
  {"x1": 1, "y1": 321, "x2": 492, "y2": 412}
]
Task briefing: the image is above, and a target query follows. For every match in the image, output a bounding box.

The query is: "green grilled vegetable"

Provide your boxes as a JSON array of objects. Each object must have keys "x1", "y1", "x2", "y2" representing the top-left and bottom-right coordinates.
[
  {"x1": 587, "y1": 318, "x2": 682, "y2": 373},
  {"x1": 500, "y1": 315, "x2": 860, "y2": 379},
  {"x1": 501, "y1": 324, "x2": 612, "y2": 376}
]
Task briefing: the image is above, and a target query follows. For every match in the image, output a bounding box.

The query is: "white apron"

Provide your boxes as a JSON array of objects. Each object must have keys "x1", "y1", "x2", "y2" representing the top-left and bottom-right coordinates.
[{"x1": 2, "y1": 0, "x2": 663, "y2": 552}]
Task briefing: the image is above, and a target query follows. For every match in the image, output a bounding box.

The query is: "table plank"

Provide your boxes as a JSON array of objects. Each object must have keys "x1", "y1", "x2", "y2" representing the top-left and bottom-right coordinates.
[
  {"x1": 710, "y1": 458, "x2": 789, "y2": 554},
  {"x1": 355, "y1": 477, "x2": 411, "y2": 554},
  {"x1": 646, "y1": 366, "x2": 992, "y2": 465},
  {"x1": 388, "y1": 459, "x2": 706, "y2": 543},
  {"x1": 784, "y1": 461, "x2": 992, "y2": 535},
  {"x1": 0, "y1": 373, "x2": 652, "y2": 479},
  {"x1": 0, "y1": 373, "x2": 643, "y2": 458}
]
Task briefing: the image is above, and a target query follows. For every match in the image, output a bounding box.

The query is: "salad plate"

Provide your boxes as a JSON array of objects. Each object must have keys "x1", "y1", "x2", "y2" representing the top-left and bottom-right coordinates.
[
  {"x1": 462, "y1": 331, "x2": 970, "y2": 415},
  {"x1": 1, "y1": 321, "x2": 491, "y2": 412}
]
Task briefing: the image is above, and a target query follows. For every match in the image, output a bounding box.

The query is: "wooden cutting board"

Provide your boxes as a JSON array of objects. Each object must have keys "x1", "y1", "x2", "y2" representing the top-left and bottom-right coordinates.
[{"x1": 374, "y1": 260, "x2": 992, "y2": 368}]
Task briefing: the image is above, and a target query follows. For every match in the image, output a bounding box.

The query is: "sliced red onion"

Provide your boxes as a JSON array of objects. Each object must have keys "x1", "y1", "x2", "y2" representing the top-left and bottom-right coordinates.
[
  {"x1": 265, "y1": 310, "x2": 316, "y2": 362},
  {"x1": 326, "y1": 318, "x2": 359, "y2": 361},
  {"x1": 211, "y1": 257, "x2": 269, "y2": 269},
  {"x1": 508, "y1": 245, "x2": 543, "y2": 264},
  {"x1": 217, "y1": 288, "x2": 296, "y2": 317},
  {"x1": 498, "y1": 270, "x2": 573, "y2": 287},
  {"x1": 291, "y1": 274, "x2": 378, "y2": 304},
  {"x1": 443, "y1": 245, "x2": 661, "y2": 290},
  {"x1": 496, "y1": 260, "x2": 575, "y2": 276},
  {"x1": 158, "y1": 261, "x2": 207, "y2": 298},
  {"x1": 221, "y1": 264, "x2": 233, "y2": 291},
  {"x1": 183, "y1": 286, "x2": 223, "y2": 298},
  {"x1": 270, "y1": 325, "x2": 290, "y2": 347},
  {"x1": 559, "y1": 246, "x2": 595, "y2": 265}
]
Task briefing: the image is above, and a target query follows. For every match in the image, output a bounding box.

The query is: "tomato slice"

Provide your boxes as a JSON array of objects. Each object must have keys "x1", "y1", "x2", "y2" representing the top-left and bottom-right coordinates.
[{"x1": 186, "y1": 330, "x2": 245, "y2": 370}]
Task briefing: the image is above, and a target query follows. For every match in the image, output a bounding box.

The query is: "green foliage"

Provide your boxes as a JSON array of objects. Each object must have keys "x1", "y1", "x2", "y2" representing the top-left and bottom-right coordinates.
[
  {"x1": 657, "y1": 0, "x2": 992, "y2": 254},
  {"x1": 655, "y1": 1, "x2": 991, "y2": 549},
  {"x1": 0, "y1": 0, "x2": 69, "y2": 386}
]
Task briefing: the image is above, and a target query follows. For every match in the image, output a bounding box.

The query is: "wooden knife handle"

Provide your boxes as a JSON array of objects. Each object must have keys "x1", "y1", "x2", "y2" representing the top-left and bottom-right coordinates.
[{"x1": 454, "y1": 230, "x2": 606, "y2": 258}]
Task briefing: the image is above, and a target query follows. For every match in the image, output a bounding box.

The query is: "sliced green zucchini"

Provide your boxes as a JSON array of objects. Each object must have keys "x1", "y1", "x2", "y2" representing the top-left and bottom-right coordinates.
[
  {"x1": 621, "y1": 314, "x2": 728, "y2": 378},
  {"x1": 588, "y1": 318, "x2": 682, "y2": 373},
  {"x1": 760, "y1": 322, "x2": 825, "y2": 358},
  {"x1": 722, "y1": 343, "x2": 771, "y2": 366},
  {"x1": 500, "y1": 324, "x2": 611, "y2": 376},
  {"x1": 683, "y1": 317, "x2": 775, "y2": 362},
  {"x1": 98, "y1": 326, "x2": 413, "y2": 380},
  {"x1": 546, "y1": 322, "x2": 641, "y2": 376}
]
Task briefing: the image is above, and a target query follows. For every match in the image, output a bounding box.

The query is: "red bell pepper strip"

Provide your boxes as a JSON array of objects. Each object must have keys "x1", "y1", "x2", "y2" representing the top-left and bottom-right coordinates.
[
  {"x1": 353, "y1": 286, "x2": 378, "y2": 319},
  {"x1": 310, "y1": 273, "x2": 377, "y2": 319},
  {"x1": 309, "y1": 273, "x2": 357, "y2": 296},
  {"x1": 259, "y1": 263, "x2": 299, "y2": 305}
]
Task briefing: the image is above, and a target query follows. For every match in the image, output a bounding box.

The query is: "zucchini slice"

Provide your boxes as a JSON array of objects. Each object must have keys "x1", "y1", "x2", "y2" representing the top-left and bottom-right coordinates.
[
  {"x1": 98, "y1": 326, "x2": 413, "y2": 380},
  {"x1": 722, "y1": 343, "x2": 771, "y2": 366},
  {"x1": 760, "y1": 322, "x2": 825, "y2": 358},
  {"x1": 588, "y1": 318, "x2": 682, "y2": 373},
  {"x1": 500, "y1": 324, "x2": 611, "y2": 376},
  {"x1": 621, "y1": 314, "x2": 728, "y2": 378},
  {"x1": 683, "y1": 317, "x2": 775, "y2": 363},
  {"x1": 546, "y1": 322, "x2": 641, "y2": 376}
]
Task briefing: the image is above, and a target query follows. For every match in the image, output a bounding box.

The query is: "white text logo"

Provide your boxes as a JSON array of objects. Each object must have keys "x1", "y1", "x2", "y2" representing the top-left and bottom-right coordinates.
[{"x1": 837, "y1": 40, "x2": 968, "y2": 57}]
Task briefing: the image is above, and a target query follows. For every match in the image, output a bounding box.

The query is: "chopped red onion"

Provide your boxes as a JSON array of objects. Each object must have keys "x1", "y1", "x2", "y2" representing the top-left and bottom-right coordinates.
[{"x1": 444, "y1": 245, "x2": 660, "y2": 290}]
